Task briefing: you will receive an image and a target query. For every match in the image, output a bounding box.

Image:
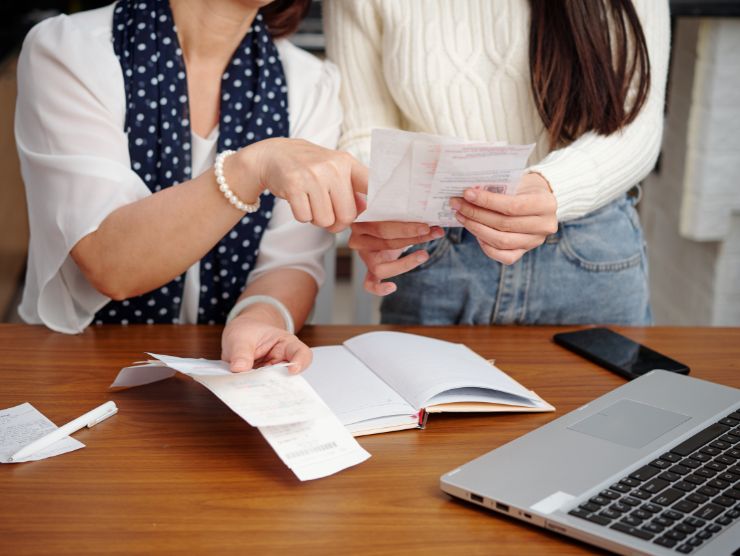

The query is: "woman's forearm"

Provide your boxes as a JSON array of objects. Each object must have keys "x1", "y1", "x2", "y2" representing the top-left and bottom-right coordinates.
[
  {"x1": 234, "y1": 268, "x2": 318, "y2": 331},
  {"x1": 71, "y1": 152, "x2": 262, "y2": 300},
  {"x1": 220, "y1": 268, "x2": 318, "y2": 373},
  {"x1": 71, "y1": 137, "x2": 363, "y2": 301}
]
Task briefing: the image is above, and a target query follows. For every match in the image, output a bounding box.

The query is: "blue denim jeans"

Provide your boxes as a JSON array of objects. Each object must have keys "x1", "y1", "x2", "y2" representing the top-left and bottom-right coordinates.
[{"x1": 380, "y1": 194, "x2": 652, "y2": 326}]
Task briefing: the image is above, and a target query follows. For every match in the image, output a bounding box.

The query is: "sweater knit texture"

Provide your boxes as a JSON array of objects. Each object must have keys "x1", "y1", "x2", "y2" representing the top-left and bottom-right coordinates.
[{"x1": 324, "y1": 0, "x2": 670, "y2": 221}]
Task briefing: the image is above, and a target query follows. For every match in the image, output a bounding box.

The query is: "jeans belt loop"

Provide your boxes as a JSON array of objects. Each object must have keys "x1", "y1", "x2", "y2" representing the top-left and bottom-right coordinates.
[
  {"x1": 446, "y1": 227, "x2": 464, "y2": 244},
  {"x1": 627, "y1": 184, "x2": 643, "y2": 206}
]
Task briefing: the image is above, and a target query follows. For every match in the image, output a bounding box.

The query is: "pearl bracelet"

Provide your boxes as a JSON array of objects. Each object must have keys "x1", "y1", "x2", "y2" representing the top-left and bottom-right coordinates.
[{"x1": 214, "y1": 150, "x2": 261, "y2": 213}]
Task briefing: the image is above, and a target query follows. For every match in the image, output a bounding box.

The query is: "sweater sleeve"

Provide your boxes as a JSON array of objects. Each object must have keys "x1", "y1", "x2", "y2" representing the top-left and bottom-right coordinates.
[
  {"x1": 528, "y1": 0, "x2": 670, "y2": 222},
  {"x1": 323, "y1": 0, "x2": 402, "y2": 165}
]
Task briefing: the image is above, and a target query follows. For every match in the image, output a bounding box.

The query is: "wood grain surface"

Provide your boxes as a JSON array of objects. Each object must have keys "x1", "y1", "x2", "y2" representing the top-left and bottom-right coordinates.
[{"x1": 1, "y1": 324, "x2": 738, "y2": 555}]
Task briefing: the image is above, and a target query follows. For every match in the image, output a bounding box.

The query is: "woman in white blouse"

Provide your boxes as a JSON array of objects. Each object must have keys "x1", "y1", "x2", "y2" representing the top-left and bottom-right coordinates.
[{"x1": 16, "y1": 0, "x2": 365, "y2": 371}]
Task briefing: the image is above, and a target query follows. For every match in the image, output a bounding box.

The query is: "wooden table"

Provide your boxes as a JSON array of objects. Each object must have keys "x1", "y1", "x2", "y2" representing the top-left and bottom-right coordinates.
[{"x1": 1, "y1": 324, "x2": 738, "y2": 555}]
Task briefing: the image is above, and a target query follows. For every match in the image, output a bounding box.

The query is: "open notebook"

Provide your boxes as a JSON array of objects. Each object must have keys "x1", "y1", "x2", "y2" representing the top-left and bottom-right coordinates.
[
  {"x1": 112, "y1": 331, "x2": 554, "y2": 438},
  {"x1": 302, "y1": 332, "x2": 553, "y2": 436}
]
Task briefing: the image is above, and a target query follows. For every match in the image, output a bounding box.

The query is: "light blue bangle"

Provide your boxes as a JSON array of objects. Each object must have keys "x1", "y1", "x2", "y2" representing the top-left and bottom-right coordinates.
[{"x1": 225, "y1": 295, "x2": 295, "y2": 334}]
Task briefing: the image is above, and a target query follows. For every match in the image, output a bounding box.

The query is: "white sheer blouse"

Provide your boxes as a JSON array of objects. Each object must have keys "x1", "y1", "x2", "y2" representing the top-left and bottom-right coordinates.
[{"x1": 16, "y1": 4, "x2": 340, "y2": 333}]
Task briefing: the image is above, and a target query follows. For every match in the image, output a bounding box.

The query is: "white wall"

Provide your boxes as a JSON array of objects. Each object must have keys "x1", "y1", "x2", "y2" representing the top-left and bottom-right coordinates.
[{"x1": 642, "y1": 18, "x2": 740, "y2": 325}]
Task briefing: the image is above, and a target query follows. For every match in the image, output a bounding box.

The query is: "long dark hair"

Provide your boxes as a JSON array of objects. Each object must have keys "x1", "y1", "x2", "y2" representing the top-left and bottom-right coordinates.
[
  {"x1": 529, "y1": 0, "x2": 651, "y2": 148},
  {"x1": 261, "y1": 0, "x2": 312, "y2": 38}
]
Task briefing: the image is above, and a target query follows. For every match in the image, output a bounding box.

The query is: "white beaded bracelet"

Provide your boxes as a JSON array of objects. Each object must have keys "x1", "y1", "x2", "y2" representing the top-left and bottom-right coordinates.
[
  {"x1": 214, "y1": 150, "x2": 261, "y2": 213},
  {"x1": 225, "y1": 295, "x2": 295, "y2": 335}
]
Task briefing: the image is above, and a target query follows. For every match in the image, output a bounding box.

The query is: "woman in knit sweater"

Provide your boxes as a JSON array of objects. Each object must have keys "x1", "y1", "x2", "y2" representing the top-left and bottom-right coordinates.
[{"x1": 325, "y1": 0, "x2": 669, "y2": 325}]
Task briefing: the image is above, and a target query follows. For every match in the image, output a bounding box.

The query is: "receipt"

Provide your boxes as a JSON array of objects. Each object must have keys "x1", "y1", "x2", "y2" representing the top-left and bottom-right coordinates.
[
  {"x1": 357, "y1": 128, "x2": 534, "y2": 226},
  {"x1": 193, "y1": 366, "x2": 326, "y2": 427},
  {"x1": 260, "y1": 412, "x2": 371, "y2": 481},
  {"x1": 194, "y1": 364, "x2": 371, "y2": 478},
  {"x1": 146, "y1": 353, "x2": 233, "y2": 376},
  {"x1": 0, "y1": 403, "x2": 84, "y2": 463},
  {"x1": 110, "y1": 354, "x2": 232, "y2": 389},
  {"x1": 408, "y1": 141, "x2": 443, "y2": 217},
  {"x1": 425, "y1": 143, "x2": 535, "y2": 226},
  {"x1": 112, "y1": 354, "x2": 370, "y2": 480},
  {"x1": 114, "y1": 355, "x2": 319, "y2": 427}
]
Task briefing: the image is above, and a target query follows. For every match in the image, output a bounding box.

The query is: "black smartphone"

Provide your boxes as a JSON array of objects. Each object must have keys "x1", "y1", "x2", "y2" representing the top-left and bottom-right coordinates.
[{"x1": 553, "y1": 327, "x2": 690, "y2": 380}]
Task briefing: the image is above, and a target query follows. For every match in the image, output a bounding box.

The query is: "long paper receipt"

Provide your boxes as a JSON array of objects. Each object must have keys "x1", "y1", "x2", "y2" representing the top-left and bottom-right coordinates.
[
  {"x1": 357, "y1": 128, "x2": 535, "y2": 226},
  {"x1": 111, "y1": 355, "x2": 370, "y2": 481}
]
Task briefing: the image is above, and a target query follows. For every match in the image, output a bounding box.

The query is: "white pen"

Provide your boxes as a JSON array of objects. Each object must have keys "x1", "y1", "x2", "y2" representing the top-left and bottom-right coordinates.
[{"x1": 9, "y1": 401, "x2": 118, "y2": 462}]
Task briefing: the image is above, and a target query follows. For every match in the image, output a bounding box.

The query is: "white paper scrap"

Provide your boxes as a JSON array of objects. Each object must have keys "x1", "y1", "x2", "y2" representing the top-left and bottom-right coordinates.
[
  {"x1": 357, "y1": 128, "x2": 534, "y2": 226},
  {"x1": 110, "y1": 361, "x2": 176, "y2": 389},
  {"x1": 0, "y1": 403, "x2": 84, "y2": 463}
]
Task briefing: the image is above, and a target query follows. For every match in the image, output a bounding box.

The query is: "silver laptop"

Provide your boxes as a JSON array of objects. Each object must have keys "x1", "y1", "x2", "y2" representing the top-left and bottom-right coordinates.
[{"x1": 441, "y1": 370, "x2": 740, "y2": 555}]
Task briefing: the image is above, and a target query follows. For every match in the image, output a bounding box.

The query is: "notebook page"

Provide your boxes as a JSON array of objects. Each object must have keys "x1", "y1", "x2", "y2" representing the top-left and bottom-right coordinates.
[
  {"x1": 302, "y1": 346, "x2": 416, "y2": 427},
  {"x1": 343, "y1": 332, "x2": 538, "y2": 410},
  {"x1": 425, "y1": 387, "x2": 551, "y2": 409}
]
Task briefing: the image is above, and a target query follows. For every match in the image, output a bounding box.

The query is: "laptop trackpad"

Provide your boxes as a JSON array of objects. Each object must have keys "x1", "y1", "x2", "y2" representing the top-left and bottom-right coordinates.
[{"x1": 569, "y1": 399, "x2": 690, "y2": 449}]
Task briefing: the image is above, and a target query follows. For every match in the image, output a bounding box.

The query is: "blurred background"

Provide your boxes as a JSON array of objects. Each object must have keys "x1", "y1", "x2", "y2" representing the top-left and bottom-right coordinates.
[{"x1": 1, "y1": 0, "x2": 739, "y2": 326}]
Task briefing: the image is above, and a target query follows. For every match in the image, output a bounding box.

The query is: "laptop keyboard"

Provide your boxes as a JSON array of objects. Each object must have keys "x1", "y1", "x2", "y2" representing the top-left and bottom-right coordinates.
[{"x1": 568, "y1": 410, "x2": 740, "y2": 553}]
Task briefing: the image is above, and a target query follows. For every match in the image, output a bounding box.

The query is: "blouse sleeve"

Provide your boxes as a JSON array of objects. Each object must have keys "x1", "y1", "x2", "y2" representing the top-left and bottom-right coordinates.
[
  {"x1": 528, "y1": 0, "x2": 671, "y2": 221},
  {"x1": 247, "y1": 43, "x2": 340, "y2": 287},
  {"x1": 323, "y1": 0, "x2": 402, "y2": 165},
  {"x1": 16, "y1": 14, "x2": 151, "y2": 333}
]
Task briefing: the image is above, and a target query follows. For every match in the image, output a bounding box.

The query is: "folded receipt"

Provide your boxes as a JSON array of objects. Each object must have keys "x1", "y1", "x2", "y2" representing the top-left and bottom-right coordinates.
[
  {"x1": 112, "y1": 355, "x2": 370, "y2": 480},
  {"x1": 358, "y1": 128, "x2": 534, "y2": 226}
]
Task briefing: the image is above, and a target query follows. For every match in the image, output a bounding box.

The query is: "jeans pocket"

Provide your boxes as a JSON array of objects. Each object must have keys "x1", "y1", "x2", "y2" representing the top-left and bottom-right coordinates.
[
  {"x1": 404, "y1": 234, "x2": 452, "y2": 273},
  {"x1": 559, "y1": 198, "x2": 643, "y2": 272}
]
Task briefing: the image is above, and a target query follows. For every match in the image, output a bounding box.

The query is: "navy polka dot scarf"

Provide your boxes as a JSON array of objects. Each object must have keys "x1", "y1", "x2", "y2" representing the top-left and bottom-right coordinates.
[{"x1": 95, "y1": 0, "x2": 289, "y2": 325}]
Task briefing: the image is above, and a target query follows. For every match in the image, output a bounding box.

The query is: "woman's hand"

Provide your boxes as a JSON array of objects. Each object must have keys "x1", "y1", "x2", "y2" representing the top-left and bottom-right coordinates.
[
  {"x1": 221, "y1": 313, "x2": 312, "y2": 374},
  {"x1": 349, "y1": 217, "x2": 445, "y2": 296},
  {"x1": 237, "y1": 138, "x2": 368, "y2": 233},
  {"x1": 449, "y1": 172, "x2": 558, "y2": 265}
]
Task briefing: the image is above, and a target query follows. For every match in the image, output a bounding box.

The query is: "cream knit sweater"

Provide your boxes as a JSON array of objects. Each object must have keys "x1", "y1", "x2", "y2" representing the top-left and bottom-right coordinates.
[{"x1": 324, "y1": 0, "x2": 670, "y2": 221}]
